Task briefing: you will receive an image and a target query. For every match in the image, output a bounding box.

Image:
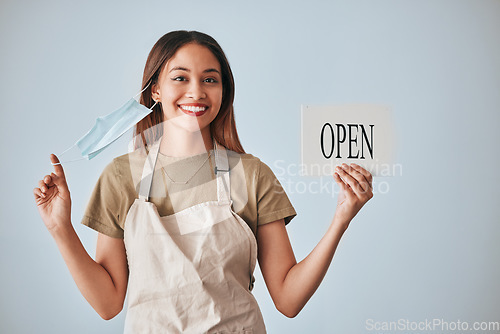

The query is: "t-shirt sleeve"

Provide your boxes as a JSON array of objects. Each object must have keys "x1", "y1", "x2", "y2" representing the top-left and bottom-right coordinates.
[
  {"x1": 81, "y1": 160, "x2": 125, "y2": 239},
  {"x1": 256, "y1": 160, "x2": 297, "y2": 226}
]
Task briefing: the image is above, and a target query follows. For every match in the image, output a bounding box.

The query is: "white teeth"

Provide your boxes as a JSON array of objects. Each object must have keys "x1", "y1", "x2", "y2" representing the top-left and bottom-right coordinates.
[{"x1": 180, "y1": 105, "x2": 207, "y2": 112}]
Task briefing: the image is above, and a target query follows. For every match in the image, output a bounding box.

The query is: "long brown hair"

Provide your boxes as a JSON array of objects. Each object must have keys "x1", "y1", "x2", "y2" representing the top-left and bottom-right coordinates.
[{"x1": 134, "y1": 30, "x2": 245, "y2": 154}]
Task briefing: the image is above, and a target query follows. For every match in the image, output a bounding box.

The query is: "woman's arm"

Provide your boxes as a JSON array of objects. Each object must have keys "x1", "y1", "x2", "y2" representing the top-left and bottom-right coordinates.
[
  {"x1": 50, "y1": 227, "x2": 128, "y2": 319},
  {"x1": 33, "y1": 155, "x2": 128, "y2": 320},
  {"x1": 257, "y1": 163, "x2": 373, "y2": 318}
]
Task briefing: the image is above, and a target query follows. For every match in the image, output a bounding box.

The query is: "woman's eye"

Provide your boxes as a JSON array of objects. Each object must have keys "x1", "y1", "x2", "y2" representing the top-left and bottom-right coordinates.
[{"x1": 171, "y1": 76, "x2": 218, "y2": 83}]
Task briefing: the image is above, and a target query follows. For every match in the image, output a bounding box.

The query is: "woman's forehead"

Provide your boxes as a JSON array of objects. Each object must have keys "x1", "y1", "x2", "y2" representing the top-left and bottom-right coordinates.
[{"x1": 166, "y1": 43, "x2": 221, "y2": 72}]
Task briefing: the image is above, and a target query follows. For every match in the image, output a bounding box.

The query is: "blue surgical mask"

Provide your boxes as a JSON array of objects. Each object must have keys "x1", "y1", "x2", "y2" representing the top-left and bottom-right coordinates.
[{"x1": 53, "y1": 82, "x2": 158, "y2": 165}]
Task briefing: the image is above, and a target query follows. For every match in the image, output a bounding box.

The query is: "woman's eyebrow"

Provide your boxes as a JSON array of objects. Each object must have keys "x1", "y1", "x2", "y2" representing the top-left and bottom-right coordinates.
[
  {"x1": 204, "y1": 68, "x2": 220, "y2": 74},
  {"x1": 169, "y1": 66, "x2": 220, "y2": 74}
]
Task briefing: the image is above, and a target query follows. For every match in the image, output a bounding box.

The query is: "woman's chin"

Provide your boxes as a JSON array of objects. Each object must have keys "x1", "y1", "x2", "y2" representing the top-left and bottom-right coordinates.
[{"x1": 168, "y1": 121, "x2": 209, "y2": 134}]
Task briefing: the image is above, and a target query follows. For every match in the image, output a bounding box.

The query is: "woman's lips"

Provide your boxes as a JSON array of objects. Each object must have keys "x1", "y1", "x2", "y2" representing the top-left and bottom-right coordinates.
[{"x1": 178, "y1": 104, "x2": 208, "y2": 117}]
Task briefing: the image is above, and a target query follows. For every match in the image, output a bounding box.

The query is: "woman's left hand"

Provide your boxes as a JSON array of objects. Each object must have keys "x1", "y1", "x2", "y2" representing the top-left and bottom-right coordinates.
[{"x1": 332, "y1": 163, "x2": 373, "y2": 230}]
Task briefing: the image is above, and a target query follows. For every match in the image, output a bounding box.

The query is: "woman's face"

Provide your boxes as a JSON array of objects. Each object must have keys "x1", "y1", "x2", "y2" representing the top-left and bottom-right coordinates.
[{"x1": 152, "y1": 43, "x2": 223, "y2": 135}]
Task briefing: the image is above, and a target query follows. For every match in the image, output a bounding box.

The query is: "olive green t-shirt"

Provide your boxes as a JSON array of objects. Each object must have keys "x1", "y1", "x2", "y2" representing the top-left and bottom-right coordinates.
[{"x1": 81, "y1": 147, "x2": 297, "y2": 239}]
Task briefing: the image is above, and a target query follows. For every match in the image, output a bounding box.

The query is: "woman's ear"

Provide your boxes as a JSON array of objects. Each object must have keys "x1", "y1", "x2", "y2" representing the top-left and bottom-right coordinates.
[{"x1": 151, "y1": 83, "x2": 160, "y2": 102}]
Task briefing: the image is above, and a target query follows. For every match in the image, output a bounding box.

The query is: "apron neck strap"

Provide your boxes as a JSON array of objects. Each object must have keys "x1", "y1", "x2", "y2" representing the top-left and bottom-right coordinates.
[
  {"x1": 214, "y1": 139, "x2": 231, "y2": 205},
  {"x1": 138, "y1": 139, "x2": 161, "y2": 201}
]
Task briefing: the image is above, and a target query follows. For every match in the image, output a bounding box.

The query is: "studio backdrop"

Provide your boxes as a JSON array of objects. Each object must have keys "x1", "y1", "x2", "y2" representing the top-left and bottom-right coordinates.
[{"x1": 1, "y1": 0, "x2": 499, "y2": 333}]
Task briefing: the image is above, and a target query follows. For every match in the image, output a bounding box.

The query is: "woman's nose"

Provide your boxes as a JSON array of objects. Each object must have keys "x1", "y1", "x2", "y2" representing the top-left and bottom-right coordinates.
[{"x1": 186, "y1": 81, "x2": 207, "y2": 100}]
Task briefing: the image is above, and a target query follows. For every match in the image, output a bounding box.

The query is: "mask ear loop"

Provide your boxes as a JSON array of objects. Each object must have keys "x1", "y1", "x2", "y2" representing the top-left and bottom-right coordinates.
[
  {"x1": 135, "y1": 81, "x2": 158, "y2": 109},
  {"x1": 51, "y1": 144, "x2": 82, "y2": 165},
  {"x1": 52, "y1": 82, "x2": 157, "y2": 166},
  {"x1": 134, "y1": 80, "x2": 151, "y2": 99}
]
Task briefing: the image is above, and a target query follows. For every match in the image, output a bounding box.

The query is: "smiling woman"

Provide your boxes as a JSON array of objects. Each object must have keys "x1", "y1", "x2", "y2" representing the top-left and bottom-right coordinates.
[
  {"x1": 33, "y1": 30, "x2": 373, "y2": 334},
  {"x1": 134, "y1": 31, "x2": 241, "y2": 158},
  {"x1": 150, "y1": 42, "x2": 223, "y2": 150}
]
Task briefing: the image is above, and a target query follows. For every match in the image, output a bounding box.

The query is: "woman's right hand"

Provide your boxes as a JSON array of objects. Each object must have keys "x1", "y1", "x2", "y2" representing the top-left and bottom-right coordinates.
[{"x1": 33, "y1": 154, "x2": 72, "y2": 233}]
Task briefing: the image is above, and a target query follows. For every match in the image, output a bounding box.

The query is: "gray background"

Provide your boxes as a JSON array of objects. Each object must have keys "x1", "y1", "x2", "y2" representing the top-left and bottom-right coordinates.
[{"x1": 1, "y1": 0, "x2": 499, "y2": 333}]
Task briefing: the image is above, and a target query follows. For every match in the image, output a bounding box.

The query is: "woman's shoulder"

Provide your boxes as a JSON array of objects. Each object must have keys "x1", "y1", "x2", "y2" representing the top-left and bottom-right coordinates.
[
  {"x1": 226, "y1": 149, "x2": 263, "y2": 172},
  {"x1": 99, "y1": 149, "x2": 148, "y2": 185},
  {"x1": 112, "y1": 148, "x2": 148, "y2": 163},
  {"x1": 226, "y1": 149, "x2": 282, "y2": 185},
  {"x1": 230, "y1": 151, "x2": 261, "y2": 162}
]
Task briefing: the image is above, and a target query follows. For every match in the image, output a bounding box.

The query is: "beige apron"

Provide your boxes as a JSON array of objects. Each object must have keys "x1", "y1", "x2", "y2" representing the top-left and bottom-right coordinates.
[{"x1": 123, "y1": 138, "x2": 267, "y2": 334}]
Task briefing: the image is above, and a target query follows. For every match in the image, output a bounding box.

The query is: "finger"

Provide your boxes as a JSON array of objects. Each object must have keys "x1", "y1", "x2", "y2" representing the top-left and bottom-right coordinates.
[
  {"x1": 333, "y1": 172, "x2": 349, "y2": 191},
  {"x1": 43, "y1": 174, "x2": 54, "y2": 187},
  {"x1": 333, "y1": 171, "x2": 343, "y2": 184},
  {"x1": 49, "y1": 172, "x2": 69, "y2": 196},
  {"x1": 334, "y1": 170, "x2": 356, "y2": 199},
  {"x1": 38, "y1": 180, "x2": 48, "y2": 193},
  {"x1": 336, "y1": 165, "x2": 364, "y2": 197},
  {"x1": 33, "y1": 187, "x2": 45, "y2": 199},
  {"x1": 343, "y1": 163, "x2": 370, "y2": 193},
  {"x1": 50, "y1": 154, "x2": 66, "y2": 179},
  {"x1": 351, "y1": 163, "x2": 373, "y2": 187},
  {"x1": 350, "y1": 163, "x2": 373, "y2": 189}
]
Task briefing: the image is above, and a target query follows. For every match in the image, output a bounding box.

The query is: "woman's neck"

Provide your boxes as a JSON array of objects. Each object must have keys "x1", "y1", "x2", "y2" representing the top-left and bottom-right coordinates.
[{"x1": 159, "y1": 125, "x2": 213, "y2": 158}]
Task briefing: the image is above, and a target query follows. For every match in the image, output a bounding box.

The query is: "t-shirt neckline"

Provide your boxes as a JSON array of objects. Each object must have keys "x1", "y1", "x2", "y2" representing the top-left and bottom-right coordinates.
[{"x1": 158, "y1": 149, "x2": 214, "y2": 161}]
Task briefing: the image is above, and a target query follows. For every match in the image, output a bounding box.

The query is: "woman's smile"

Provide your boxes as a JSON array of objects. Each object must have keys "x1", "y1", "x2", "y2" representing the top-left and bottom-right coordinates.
[{"x1": 178, "y1": 103, "x2": 209, "y2": 117}]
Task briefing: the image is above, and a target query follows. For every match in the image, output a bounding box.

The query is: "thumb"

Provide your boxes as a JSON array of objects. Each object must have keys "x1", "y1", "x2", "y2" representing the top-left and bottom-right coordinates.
[
  {"x1": 49, "y1": 154, "x2": 70, "y2": 196},
  {"x1": 50, "y1": 154, "x2": 66, "y2": 179},
  {"x1": 50, "y1": 172, "x2": 70, "y2": 197}
]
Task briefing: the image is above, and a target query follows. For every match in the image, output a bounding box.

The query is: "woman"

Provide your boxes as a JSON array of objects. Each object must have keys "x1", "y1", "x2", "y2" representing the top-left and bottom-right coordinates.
[{"x1": 33, "y1": 30, "x2": 373, "y2": 333}]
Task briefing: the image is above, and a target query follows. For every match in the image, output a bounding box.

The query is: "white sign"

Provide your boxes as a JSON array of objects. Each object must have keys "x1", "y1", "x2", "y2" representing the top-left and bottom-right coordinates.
[{"x1": 301, "y1": 104, "x2": 397, "y2": 177}]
